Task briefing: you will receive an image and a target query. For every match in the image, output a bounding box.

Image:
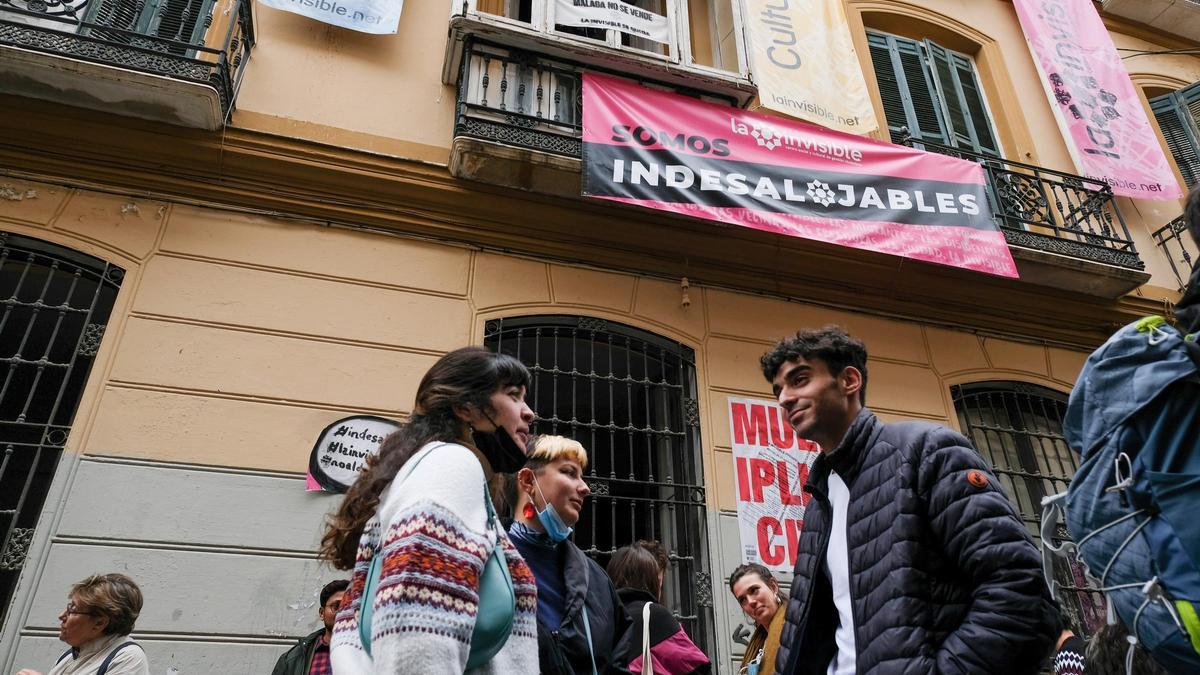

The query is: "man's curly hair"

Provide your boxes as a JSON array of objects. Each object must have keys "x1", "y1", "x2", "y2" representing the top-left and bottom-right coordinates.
[{"x1": 760, "y1": 326, "x2": 868, "y2": 405}]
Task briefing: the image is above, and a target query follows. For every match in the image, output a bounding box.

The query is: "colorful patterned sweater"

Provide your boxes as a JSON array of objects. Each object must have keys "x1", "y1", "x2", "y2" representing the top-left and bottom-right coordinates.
[{"x1": 330, "y1": 442, "x2": 539, "y2": 674}]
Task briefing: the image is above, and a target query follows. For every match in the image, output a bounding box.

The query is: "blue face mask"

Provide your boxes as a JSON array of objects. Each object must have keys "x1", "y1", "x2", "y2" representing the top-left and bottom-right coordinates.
[{"x1": 533, "y1": 479, "x2": 574, "y2": 543}]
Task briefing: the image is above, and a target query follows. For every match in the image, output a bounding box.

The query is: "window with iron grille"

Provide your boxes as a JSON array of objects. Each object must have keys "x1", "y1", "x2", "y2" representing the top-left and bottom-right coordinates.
[
  {"x1": 951, "y1": 381, "x2": 1105, "y2": 635},
  {"x1": 0, "y1": 232, "x2": 122, "y2": 623},
  {"x1": 484, "y1": 315, "x2": 715, "y2": 653}
]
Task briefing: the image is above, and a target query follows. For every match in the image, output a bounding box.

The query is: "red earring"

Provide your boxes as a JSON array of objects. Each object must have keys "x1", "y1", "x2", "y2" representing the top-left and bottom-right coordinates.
[{"x1": 522, "y1": 503, "x2": 536, "y2": 520}]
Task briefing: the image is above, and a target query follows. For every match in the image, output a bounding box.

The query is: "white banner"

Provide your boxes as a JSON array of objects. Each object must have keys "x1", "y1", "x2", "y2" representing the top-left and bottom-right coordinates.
[
  {"x1": 744, "y1": 0, "x2": 877, "y2": 134},
  {"x1": 554, "y1": 0, "x2": 670, "y2": 43},
  {"x1": 260, "y1": 0, "x2": 404, "y2": 34},
  {"x1": 728, "y1": 396, "x2": 820, "y2": 573}
]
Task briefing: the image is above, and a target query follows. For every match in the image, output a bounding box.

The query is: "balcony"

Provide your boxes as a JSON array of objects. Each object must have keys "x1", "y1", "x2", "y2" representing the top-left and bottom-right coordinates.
[
  {"x1": 901, "y1": 137, "x2": 1150, "y2": 298},
  {"x1": 442, "y1": 0, "x2": 754, "y2": 106},
  {"x1": 1153, "y1": 215, "x2": 1197, "y2": 291},
  {"x1": 1101, "y1": 1, "x2": 1200, "y2": 43},
  {"x1": 451, "y1": 39, "x2": 738, "y2": 195},
  {"x1": 451, "y1": 40, "x2": 583, "y2": 194},
  {"x1": 0, "y1": 0, "x2": 253, "y2": 130}
]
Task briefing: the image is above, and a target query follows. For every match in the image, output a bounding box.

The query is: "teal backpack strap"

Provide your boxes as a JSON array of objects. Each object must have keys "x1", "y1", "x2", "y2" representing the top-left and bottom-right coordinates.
[
  {"x1": 464, "y1": 483, "x2": 516, "y2": 669},
  {"x1": 359, "y1": 553, "x2": 383, "y2": 656},
  {"x1": 581, "y1": 604, "x2": 598, "y2": 675}
]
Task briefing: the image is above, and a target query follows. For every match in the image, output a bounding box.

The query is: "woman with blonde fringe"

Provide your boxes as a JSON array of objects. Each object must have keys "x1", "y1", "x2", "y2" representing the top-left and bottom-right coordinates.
[{"x1": 507, "y1": 435, "x2": 633, "y2": 674}]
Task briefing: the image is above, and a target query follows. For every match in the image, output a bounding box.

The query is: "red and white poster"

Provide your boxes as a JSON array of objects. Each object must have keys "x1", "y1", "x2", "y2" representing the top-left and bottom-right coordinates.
[
  {"x1": 581, "y1": 73, "x2": 1018, "y2": 278},
  {"x1": 1013, "y1": 0, "x2": 1182, "y2": 200},
  {"x1": 728, "y1": 396, "x2": 820, "y2": 573}
]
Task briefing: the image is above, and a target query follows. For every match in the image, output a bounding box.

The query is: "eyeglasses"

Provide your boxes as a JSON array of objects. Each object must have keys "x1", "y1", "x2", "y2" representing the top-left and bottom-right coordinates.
[{"x1": 63, "y1": 602, "x2": 97, "y2": 617}]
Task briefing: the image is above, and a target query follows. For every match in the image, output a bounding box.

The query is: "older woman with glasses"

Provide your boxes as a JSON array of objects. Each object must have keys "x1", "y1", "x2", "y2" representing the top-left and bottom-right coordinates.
[{"x1": 16, "y1": 572, "x2": 149, "y2": 675}]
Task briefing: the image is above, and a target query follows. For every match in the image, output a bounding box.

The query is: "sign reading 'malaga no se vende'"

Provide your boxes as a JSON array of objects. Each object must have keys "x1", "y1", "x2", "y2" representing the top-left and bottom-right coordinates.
[
  {"x1": 309, "y1": 415, "x2": 401, "y2": 492},
  {"x1": 554, "y1": 0, "x2": 670, "y2": 43}
]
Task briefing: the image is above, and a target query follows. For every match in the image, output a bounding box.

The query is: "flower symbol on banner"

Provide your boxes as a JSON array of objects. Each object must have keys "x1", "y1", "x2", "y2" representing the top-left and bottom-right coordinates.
[
  {"x1": 807, "y1": 180, "x2": 836, "y2": 206},
  {"x1": 750, "y1": 123, "x2": 782, "y2": 150}
]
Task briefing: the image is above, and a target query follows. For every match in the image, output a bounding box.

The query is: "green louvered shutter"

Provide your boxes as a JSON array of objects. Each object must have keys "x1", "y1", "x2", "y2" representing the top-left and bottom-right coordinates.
[
  {"x1": 867, "y1": 32, "x2": 914, "y2": 142},
  {"x1": 1151, "y1": 84, "x2": 1200, "y2": 188},
  {"x1": 867, "y1": 32, "x2": 948, "y2": 145},
  {"x1": 926, "y1": 40, "x2": 1001, "y2": 156},
  {"x1": 84, "y1": 0, "x2": 211, "y2": 52},
  {"x1": 867, "y1": 31, "x2": 1000, "y2": 155}
]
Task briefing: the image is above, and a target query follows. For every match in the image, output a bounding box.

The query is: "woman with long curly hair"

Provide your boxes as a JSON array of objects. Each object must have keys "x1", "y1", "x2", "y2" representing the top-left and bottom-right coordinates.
[{"x1": 321, "y1": 346, "x2": 539, "y2": 674}]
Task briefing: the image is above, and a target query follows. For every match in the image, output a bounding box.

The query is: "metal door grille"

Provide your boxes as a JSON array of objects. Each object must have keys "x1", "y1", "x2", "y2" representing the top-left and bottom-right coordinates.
[
  {"x1": 952, "y1": 381, "x2": 1106, "y2": 635},
  {"x1": 0, "y1": 232, "x2": 122, "y2": 622},
  {"x1": 485, "y1": 315, "x2": 715, "y2": 653}
]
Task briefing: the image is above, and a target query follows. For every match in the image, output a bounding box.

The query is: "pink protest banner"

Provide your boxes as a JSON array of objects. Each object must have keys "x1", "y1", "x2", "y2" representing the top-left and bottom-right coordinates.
[
  {"x1": 581, "y1": 73, "x2": 1019, "y2": 278},
  {"x1": 1013, "y1": 0, "x2": 1182, "y2": 200}
]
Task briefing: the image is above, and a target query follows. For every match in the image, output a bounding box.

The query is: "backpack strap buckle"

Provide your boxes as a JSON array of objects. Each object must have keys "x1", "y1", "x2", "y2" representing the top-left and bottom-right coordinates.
[{"x1": 1040, "y1": 492, "x2": 1075, "y2": 602}]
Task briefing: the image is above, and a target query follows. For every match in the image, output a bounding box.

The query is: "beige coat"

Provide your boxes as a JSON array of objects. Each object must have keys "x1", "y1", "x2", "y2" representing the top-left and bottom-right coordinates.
[{"x1": 47, "y1": 634, "x2": 149, "y2": 675}]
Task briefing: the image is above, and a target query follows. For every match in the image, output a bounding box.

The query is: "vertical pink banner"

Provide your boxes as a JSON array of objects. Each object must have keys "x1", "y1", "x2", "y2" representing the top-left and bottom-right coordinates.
[{"x1": 1013, "y1": 0, "x2": 1182, "y2": 200}]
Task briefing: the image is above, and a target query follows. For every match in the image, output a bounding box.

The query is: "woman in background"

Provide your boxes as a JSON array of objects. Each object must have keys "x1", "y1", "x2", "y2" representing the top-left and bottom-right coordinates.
[
  {"x1": 16, "y1": 572, "x2": 149, "y2": 675},
  {"x1": 729, "y1": 563, "x2": 786, "y2": 675},
  {"x1": 608, "y1": 540, "x2": 710, "y2": 674}
]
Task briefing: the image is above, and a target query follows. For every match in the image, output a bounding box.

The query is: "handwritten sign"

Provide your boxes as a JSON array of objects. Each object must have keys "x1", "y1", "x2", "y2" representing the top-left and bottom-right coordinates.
[
  {"x1": 308, "y1": 415, "x2": 401, "y2": 493},
  {"x1": 554, "y1": 0, "x2": 670, "y2": 43}
]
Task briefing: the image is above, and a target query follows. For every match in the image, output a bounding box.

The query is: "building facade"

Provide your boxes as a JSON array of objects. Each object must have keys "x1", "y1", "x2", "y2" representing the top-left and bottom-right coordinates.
[{"x1": 1, "y1": 0, "x2": 1198, "y2": 672}]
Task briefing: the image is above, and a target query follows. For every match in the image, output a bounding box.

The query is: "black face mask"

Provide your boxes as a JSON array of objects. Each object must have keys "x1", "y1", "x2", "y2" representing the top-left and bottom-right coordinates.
[{"x1": 472, "y1": 414, "x2": 527, "y2": 473}]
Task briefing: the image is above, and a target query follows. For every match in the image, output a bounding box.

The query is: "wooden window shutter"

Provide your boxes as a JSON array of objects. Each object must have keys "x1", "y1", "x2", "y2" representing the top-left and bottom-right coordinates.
[
  {"x1": 866, "y1": 31, "x2": 948, "y2": 146},
  {"x1": 866, "y1": 32, "x2": 910, "y2": 142},
  {"x1": 867, "y1": 31, "x2": 1000, "y2": 155},
  {"x1": 1151, "y1": 85, "x2": 1200, "y2": 188},
  {"x1": 951, "y1": 51, "x2": 1001, "y2": 156},
  {"x1": 925, "y1": 40, "x2": 1000, "y2": 156}
]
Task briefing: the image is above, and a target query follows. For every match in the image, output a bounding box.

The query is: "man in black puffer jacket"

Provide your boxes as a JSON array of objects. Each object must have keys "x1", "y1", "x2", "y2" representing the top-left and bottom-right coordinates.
[{"x1": 761, "y1": 327, "x2": 1059, "y2": 675}]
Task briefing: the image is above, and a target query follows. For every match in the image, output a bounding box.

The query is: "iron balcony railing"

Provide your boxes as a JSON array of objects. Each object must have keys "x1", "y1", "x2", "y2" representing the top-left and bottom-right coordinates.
[
  {"x1": 0, "y1": 0, "x2": 253, "y2": 120},
  {"x1": 900, "y1": 136, "x2": 1144, "y2": 270},
  {"x1": 454, "y1": 39, "x2": 739, "y2": 160},
  {"x1": 455, "y1": 39, "x2": 585, "y2": 158},
  {"x1": 1152, "y1": 215, "x2": 1194, "y2": 290}
]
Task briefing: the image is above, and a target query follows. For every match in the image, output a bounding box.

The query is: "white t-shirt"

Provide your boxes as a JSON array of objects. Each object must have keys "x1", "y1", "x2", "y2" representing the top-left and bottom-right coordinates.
[{"x1": 825, "y1": 471, "x2": 856, "y2": 675}]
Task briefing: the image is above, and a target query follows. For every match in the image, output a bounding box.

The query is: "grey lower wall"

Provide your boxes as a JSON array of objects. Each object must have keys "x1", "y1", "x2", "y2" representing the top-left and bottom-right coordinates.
[{"x1": 7, "y1": 456, "x2": 346, "y2": 674}]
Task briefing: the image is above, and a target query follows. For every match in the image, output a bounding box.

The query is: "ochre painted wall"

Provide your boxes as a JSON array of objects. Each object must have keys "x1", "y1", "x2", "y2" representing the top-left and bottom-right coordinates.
[
  {"x1": 0, "y1": 177, "x2": 1086, "y2": 476},
  {"x1": 227, "y1": 0, "x2": 1200, "y2": 293}
]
